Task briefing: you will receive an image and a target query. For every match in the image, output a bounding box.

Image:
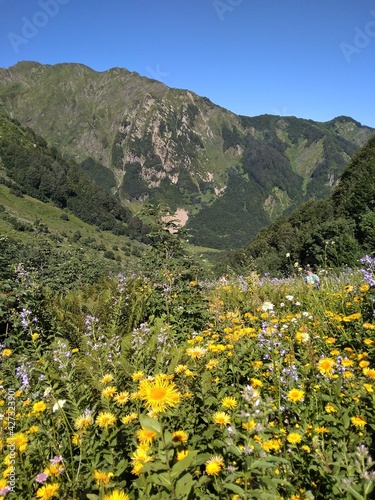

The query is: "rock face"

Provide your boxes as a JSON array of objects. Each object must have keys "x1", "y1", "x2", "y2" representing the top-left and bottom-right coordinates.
[{"x1": 0, "y1": 61, "x2": 374, "y2": 249}]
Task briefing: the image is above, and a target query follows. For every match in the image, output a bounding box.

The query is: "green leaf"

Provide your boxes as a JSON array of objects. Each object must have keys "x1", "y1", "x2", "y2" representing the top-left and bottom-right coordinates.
[
  {"x1": 115, "y1": 458, "x2": 128, "y2": 475},
  {"x1": 223, "y1": 482, "x2": 246, "y2": 495},
  {"x1": 171, "y1": 451, "x2": 197, "y2": 479},
  {"x1": 86, "y1": 495, "x2": 99, "y2": 500},
  {"x1": 139, "y1": 414, "x2": 162, "y2": 434},
  {"x1": 175, "y1": 474, "x2": 194, "y2": 499}
]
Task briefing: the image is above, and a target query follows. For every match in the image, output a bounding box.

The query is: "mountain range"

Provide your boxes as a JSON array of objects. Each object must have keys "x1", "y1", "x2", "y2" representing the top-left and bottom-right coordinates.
[{"x1": 0, "y1": 61, "x2": 374, "y2": 250}]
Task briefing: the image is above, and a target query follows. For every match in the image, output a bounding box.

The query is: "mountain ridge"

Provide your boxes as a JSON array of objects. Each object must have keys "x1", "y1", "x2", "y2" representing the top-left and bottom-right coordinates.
[{"x1": 1, "y1": 61, "x2": 374, "y2": 249}]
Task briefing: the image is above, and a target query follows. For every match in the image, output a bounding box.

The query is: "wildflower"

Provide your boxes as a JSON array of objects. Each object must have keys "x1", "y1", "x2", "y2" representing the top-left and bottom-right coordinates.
[
  {"x1": 286, "y1": 388, "x2": 305, "y2": 403},
  {"x1": 363, "y1": 368, "x2": 375, "y2": 379},
  {"x1": 174, "y1": 364, "x2": 188, "y2": 373},
  {"x1": 317, "y1": 357, "x2": 335, "y2": 376},
  {"x1": 27, "y1": 425, "x2": 39, "y2": 434},
  {"x1": 102, "y1": 386, "x2": 117, "y2": 398},
  {"x1": 325, "y1": 403, "x2": 337, "y2": 413},
  {"x1": 212, "y1": 411, "x2": 231, "y2": 426},
  {"x1": 242, "y1": 421, "x2": 256, "y2": 431},
  {"x1": 101, "y1": 374, "x2": 114, "y2": 384},
  {"x1": 114, "y1": 391, "x2": 130, "y2": 406},
  {"x1": 132, "y1": 371, "x2": 145, "y2": 381},
  {"x1": 261, "y1": 301, "x2": 274, "y2": 312},
  {"x1": 93, "y1": 469, "x2": 114, "y2": 485},
  {"x1": 250, "y1": 378, "x2": 263, "y2": 388},
  {"x1": 351, "y1": 416, "x2": 367, "y2": 428},
  {"x1": 35, "y1": 472, "x2": 49, "y2": 483},
  {"x1": 71, "y1": 348, "x2": 79, "y2": 353},
  {"x1": 262, "y1": 438, "x2": 282, "y2": 452},
  {"x1": 72, "y1": 434, "x2": 82, "y2": 446},
  {"x1": 136, "y1": 428, "x2": 158, "y2": 445},
  {"x1": 301, "y1": 445, "x2": 311, "y2": 453},
  {"x1": 32, "y1": 401, "x2": 47, "y2": 413},
  {"x1": 96, "y1": 411, "x2": 116, "y2": 429},
  {"x1": 287, "y1": 432, "x2": 302, "y2": 444},
  {"x1": 1, "y1": 349, "x2": 12, "y2": 357},
  {"x1": 7, "y1": 432, "x2": 28, "y2": 452},
  {"x1": 52, "y1": 400, "x2": 66, "y2": 412},
  {"x1": 205, "y1": 455, "x2": 224, "y2": 476},
  {"x1": 221, "y1": 397, "x2": 238, "y2": 409},
  {"x1": 344, "y1": 285, "x2": 353, "y2": 293},
  {"x1": 314, "y1": 427, "x2": 329, "y2": 434},
  {"x1": 44, "y1": 464, "x2": 64, "y2": 477},
  {"x1": 176, "y1": 450, "x2": 189, "y2": 461},
  {"x1": 172, "y1": 430, "x2": 188, "y2": 443},
  {"x1": 186, "y1": 346, "x2": 207, "y2": 359},
  {"x1": 103, "y1": 491, "x2": 130, "y2": 500},
  {"x1": 363, "y1": 383, "x2": 373, "y2": 392},
  {"x1": 138, "y1": 375, "x2": 181, "y2": 413},
  {"x1": 35, "y1": 483, "x2": 60, "y2": 499},
  {"x1": 74, "y1": 413, "x2": 94, "y2": 430},
  {"x1": 205, "y1": 359, "x2": 219, "y2": 370},
  {"x1": 121, "y1": 413, "x2": 137, "y2": 424}
]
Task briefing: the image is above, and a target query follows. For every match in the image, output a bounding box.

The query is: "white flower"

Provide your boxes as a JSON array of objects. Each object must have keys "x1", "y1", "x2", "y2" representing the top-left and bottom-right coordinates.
[
  {"x1": 52, "y1": 400, "x2": 67, "y2": 412},
  {"x1": 285, "y1": 295, "x2": 294, "y2": 301},
  {"x1": 261, "y1": 301, "x2": 274, "y2": 312}
]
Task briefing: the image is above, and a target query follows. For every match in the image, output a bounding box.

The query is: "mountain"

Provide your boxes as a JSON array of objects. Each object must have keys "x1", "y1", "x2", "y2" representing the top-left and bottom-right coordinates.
[
  {"x1": 221, "y1": 134, "x2": 375, "y2": 275},
  {"x1": 1, "y1": 61, "x2": 374, "y2": 249}
]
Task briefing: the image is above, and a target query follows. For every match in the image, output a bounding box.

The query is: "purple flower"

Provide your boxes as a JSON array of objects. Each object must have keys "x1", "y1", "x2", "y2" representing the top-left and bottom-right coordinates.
[
  {"x1": 35, "y1": 472, "x2": 49, "y2": 483},
  {"x1": 50, "y1": 455, "x2": 63, "y2": 464}
]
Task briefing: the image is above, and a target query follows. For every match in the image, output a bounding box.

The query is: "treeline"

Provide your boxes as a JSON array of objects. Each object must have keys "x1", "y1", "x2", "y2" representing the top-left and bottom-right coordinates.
[
  {"x1": 222, "y1": 134, "x2": 375, "y2": 275},
  {"x1": 0, "y1": 114, "x2": 151, "y2": 242}
]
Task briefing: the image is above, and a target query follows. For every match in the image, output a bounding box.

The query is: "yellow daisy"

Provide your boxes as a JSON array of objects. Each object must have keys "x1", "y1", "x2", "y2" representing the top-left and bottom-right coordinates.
[
  {"x1": 96, "y1": 412, "x2": 116, "y2": 429},
  {"x1": 35, "y1": 483, "x2": 60, "y2": 500},
  {"x1": 103, "y1": 491, "x2": 130, "y2": 500},
  {"x1": 212, "y1": 411, "x2": 231, "y2": 427},
  {"x1": 138, "y1": 376, "x2": 181, "y2": 413},
  {"x1": 286, "y1": 388, "x2": 305, "y2": 403}
]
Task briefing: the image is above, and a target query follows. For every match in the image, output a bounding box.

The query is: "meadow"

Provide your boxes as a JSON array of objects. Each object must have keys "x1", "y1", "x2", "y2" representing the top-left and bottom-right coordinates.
[{"x1": 1, "y1": 256, "x2": 375, "y2": 500}]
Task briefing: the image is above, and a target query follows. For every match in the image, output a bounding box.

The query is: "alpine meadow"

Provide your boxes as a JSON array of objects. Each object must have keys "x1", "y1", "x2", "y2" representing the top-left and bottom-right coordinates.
[{"x1": 1, "y1": 60, "x2": 375, "y2": 500}]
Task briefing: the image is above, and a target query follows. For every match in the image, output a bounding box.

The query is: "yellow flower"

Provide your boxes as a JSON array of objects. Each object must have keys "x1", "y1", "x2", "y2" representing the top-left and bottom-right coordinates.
[
  {"x1": 138, "y1": 375, "x2": 181, "y2": 413},
  {"x1": 205, "y1": 455, "x2": 224, "y2": 476},
  {"x1": 6, "y1": 432, "x2": 28, "y2": 452},
  {"x1": 44, "y1": 464, "x2": 63, "y2": 477},
  {"x1": 186, "y1": 346, "x2": 207, "y2": 359},
  {"x1": 250, "y1": 378, "x2": 263, "y2": 388},
  {"x1": 1, "y1": 349, "x2": 12, "y2": 357},
  {"x1": 325, "y1": 403, "x2": 337, "y2": 413},
  {"x1": 96, "y1": 412, "x2": 116, "y2": 429},
  {"x1": 27, "y1": 425, "x2": 39, "y2": 434},
  {"x1": 121, "y1": 413, "x2": 137, "y2": 424},
  {"x1": 252, "y1": 361, "x2": 263, "y2": 369},
  {"x1": 72, "y1": 434, "x2": 82, "y2": 446},
  {"x1": 184, "y1": 369, "x2": 195, "y2": 377},
  {"x1": 172, "y1": 430, "x2": 188, "y2": 444},
  {"x1": 205, "y1": 359, "x2": 219, "y2": 370},
  {"x1": 35, "y1": 483, "x2": 60, "y2": 500},
  {"x1": 101, "y1": 386, "x2": 117, "y2": 398},
  {"x1": 136, "y1": 428, "x2": 158, "y2": 445},
  {"x1": 176, "y1": 449, "x2": 189, "y2": 461},
  {"x1": 103, "y1": 490, "x2": 130, "y2": 500},
  {"x1": 262, "y1": 438, "x2": 282, "y2": 452},
  {"x1": 71, "y1": 348, "x2": 79, "y2": 353},
  {"x1": 174, "y1": 364, "x2": 188, "y2": 373},
  {"x1": 286, "y1": 388, "x2": 305, "y2": 403},
  {"x1": 317, "y1": 357, "x2": 335, "y2": 376},
  {"x1": 359, "y1": 360, "x2": 370, "y2": 368},
  {"x1": 114, "y1": 391, "x2": 130, "y2": 406},
  {"x1": 212, "y1": 411, "x2": 230, "y2": 426},
  {"x1": 351, "y1": 416, "x2": 366, "y2": 428},
  {"x1": 32, "y1": 401, "x2": 47, "y2": 413},
  {"x1": 314, "y1": 427, "x2": 329, "y2": 434},
  {"x1": 242, "y1": 420, "x2": 256, "y2": 431},
  {"x1": 132, "y1": 371, "x2": 146, "y2": 381},
  {"x1": 74, "y1": 413, "x2": 94, "y2": 430},
  {"x1": 363, "y1": 368, "x2": 375, "y2": 379},
  {"x1": 101, "y1": 374, "x2": 114, "y2": 384},
  {"x1": 301, "y1": 445, "x2": 311, "y2": 453},
  {"x1": 93, "y1": 469, "x2": 114, "y2": 485},
  {"x1": 344, "y1": 285, "x2": 353, "y2": 293},
  {"x1": 287, "y1": 433, "x2": 302, "y2": 444},
  {"x1": 221, "y1": 397, "x2": 238, "y2": 409},
  {"x1": 31, "y1": 333, "x2": 40, "y2": 341},
  {"x1": 363, "y1": 383, "x2": 373, "y2": 392}
]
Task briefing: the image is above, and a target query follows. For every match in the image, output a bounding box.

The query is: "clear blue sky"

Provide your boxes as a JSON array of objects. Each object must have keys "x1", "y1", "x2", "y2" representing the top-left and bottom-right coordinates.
[{"x1": 1, "y1": 0, "x2": 375, "y2": 127}]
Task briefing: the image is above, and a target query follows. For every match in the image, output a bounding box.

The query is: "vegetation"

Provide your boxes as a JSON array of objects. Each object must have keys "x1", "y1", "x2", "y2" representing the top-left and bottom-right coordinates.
[{"x1": 222, "y1": 135, "x2": 375, "y2": 276}]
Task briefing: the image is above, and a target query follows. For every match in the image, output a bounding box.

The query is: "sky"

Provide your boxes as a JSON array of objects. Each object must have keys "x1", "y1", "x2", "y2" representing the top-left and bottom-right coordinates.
[{"x1": 1, "y1": 0, "x2": 375, "y2": 127}]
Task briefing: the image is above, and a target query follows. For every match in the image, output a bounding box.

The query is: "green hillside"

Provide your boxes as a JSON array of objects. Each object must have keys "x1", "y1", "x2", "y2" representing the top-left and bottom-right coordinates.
[
  {"x1": 222, "y1": 134, "x2": 375, "y2": 275},
  {"x1": 1, "y1": 61, "x2": 374, "y2": 249}
]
